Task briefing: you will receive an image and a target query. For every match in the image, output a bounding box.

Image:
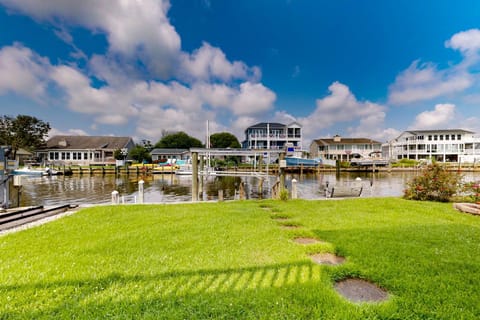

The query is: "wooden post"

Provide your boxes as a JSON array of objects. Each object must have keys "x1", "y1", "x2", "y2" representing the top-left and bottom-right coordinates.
[
  {"x1": 279, "y1": 152, "x2": 285, "y2": 191},
  {"x1": 199, "y1": 155, "x2": 204, "y2": 200},
  {"x1": 239, "y1": 181, "x2": 246, "y2": 200},
  {"x1": 292, "y1": 179, "x2": 298, "y2": 199},
  {"x1": 218, "y1": 189, "x2": 224, "y2": 202},
  {"x1": 258, "y1": 177, "x2": 264, "y2": 198},
  {"x1": 192, "y1": 152, "x2": 198, "y2": 201}
]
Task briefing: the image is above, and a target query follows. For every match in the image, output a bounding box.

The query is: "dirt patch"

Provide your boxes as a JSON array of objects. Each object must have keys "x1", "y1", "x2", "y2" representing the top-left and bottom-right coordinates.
[
  {"x1": 310, "y1": 253, "x2": 345, "y2": 265},
  {"x1": 271, "y1": 216, "x2": 290, "y2": 221},
  {"x1": 334, "y1": 278, "x2": 388, "y2": 303},
  {"x1": 294, "y1": 237, "x2": 322, "y2": 245},
  {"x1": 281, "y1": 225, "x2": 301, "y2": 230}
]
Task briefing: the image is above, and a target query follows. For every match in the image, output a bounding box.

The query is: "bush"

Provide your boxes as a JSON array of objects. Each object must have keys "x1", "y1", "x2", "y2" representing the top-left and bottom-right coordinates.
[
  {"x1": 403, "y1": 162, "x2": 462, "y2": 202},
  {"x1": 460, "y1": 181, "x2": 480, "y2": 203},
  {"x1": 392, "y1": 158, "x2": 419, "y2": 167},
  {"x1": 279, "y1": 188, "x2": 289, "y2": 201}
]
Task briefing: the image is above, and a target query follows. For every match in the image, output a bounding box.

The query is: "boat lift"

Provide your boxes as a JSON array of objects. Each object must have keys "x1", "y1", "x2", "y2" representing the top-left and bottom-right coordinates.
[{"x1": 189, "y1": 148, "x2": 286, "y2": 201}]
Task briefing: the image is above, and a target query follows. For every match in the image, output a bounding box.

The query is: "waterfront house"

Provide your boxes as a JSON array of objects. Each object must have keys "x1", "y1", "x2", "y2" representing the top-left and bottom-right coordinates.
[
  {"x1": 36, "y1": 135, "x2": 135, "y2": 166},
  {"x1": 242, "y1": 122, "x2": 302, "y2": 151},
  {"x1": 386, "y1": 129, "x2": 480, "y2": 163},
  {"x1": 309, "y1": 135, "x2": 383, "y2": 161},
  {"x1": 150, "y1": 148, "x2": 190, "y2": 163}
]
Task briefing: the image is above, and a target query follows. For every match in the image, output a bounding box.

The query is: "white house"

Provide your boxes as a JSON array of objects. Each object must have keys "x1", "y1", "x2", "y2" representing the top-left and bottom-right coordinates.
[
  {"x1": 242, "y1": 122, "x2": 302, "y2": 151},
  {"x1": 386, "y1": 129, "x2": 480, "y2": 163},
  {"x1": 310, "y1": 135, "x2": 383, "y2": 161}
]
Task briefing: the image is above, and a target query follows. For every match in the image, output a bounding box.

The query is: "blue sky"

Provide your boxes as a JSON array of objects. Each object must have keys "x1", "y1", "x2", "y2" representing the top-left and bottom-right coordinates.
[{"x1": 1, "y1": 0, "x2": 480, "y2": 146}]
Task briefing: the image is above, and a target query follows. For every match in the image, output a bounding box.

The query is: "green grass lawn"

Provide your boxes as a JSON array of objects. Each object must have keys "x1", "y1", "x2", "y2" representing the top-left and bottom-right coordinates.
[{"x1": 1, "y1": 198, "x2": 479, "y2": 319}]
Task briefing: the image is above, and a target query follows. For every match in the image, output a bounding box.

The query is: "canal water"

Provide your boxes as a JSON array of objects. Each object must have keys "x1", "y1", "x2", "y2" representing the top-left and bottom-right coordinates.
[{"x1": 16, "y1": 171, "x2": 480, "y2": 207}]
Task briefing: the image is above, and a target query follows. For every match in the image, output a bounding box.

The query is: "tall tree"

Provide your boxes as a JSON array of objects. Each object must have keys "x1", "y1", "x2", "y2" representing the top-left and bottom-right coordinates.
[
  {"x1": 210, "y1": 132, "x2": 241, "y2": 148},
  {"x1": 154, "y1": 132, "x2": 203, "y2": 149},
  {"x1": 0, "y1": 115, "x2": 50, "y2": 158},
  {"x1": 129, "y1": 145, "x2": 152, "y2": 163}
]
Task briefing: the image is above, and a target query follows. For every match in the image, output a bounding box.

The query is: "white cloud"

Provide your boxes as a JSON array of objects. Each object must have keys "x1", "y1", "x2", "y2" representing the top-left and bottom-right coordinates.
[
  {"x1": 388, "y1": 29, "x2": 480, "y2": 105},
  {"x1": 409, "y1": 103, "x2": 456, "y2": 130},
  {"x1": 445, "y1": 29, "x2": 480, "y2": 56},
  {"x1": 0, "y1": 0, "x2": 180, "y2": 78},
  {"x1": 231, "y1": 82, "x2": 276, "y2": 115},
  {"x1": 180, "y1": 42, "x2": 260, "y2": 83},
  {"x1": 48, "y1": 127, "x2": 88, "y2": 138},
  {"x1": 298, "y1": 81, "x2": 390, "y2": 142},
  {"x1": 388, "y1": 60, "x2": 472, "y2": 105},
  {"x1": 0, "y1": 43, "x2": 51, "y2": 101}
]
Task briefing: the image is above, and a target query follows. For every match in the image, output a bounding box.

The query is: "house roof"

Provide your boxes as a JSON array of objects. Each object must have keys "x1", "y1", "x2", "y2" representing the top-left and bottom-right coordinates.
[
  {"x1": 402, "y1": 129, "x2": 474, "y2": 135},
  {"x1": 312, "y1": 138, "x2": 382, "y2": 146},
  {"x1": 43, "y1": 136, "x2": 133, "y2": 150},
  {"x1": 150, "y1": 148, "x2": 190, "y2": 155},
  {"x1": 246, "y1": 122, "x2": 287, "y2": 131}
]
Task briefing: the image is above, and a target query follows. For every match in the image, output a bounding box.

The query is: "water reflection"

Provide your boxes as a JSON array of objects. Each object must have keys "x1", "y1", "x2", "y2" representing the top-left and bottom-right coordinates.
[{"x1": 16, "y1": 171, "x2": 480, "y2": 207}]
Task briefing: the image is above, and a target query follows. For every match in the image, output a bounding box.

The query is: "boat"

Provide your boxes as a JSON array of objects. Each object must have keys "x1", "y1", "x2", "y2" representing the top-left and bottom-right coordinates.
[
  {"x1": 12, "y1": 167, "x2": 59, "y2": 176},
  {"x1": 152, "y1": 164, "x2": 180, "y2": 174},
  {"x1": 285, "y1": 157, "x2": 320, "y2": 167}
]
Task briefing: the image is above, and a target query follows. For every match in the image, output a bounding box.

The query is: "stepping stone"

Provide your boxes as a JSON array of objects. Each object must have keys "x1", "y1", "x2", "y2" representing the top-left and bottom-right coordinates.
[
  {"x1": 309, "y1": 253, "x2": 345, "y2": 265},
  {"x1": 281, "y1": 225, "x2": 301, "y2": 230},
  {"x1": 334, "y1": 278, "x2": 389, "y2": 303},
  {"x1": 294, "y1": 237, "x2": 322, "y2": 244}
]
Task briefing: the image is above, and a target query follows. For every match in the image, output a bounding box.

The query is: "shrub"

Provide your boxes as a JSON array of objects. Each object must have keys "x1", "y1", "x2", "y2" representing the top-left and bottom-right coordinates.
[
  {"x1": 403, "y1": 162, "x2": 462, "y2": 202},
  {"x1": 279, "y1": 188, "x2": 289, "y2": 201},
  {"x1": 460, "y1": 181, "x2": 480, "y2": 203}
]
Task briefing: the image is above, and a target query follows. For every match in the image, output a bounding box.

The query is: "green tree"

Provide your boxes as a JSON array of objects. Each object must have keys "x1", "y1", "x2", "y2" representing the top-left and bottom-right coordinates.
[
  {"x1": 209, "y1": 132, "x2": 241, "y2": 148},
  {"x1": 129, "y1": 145, "x2": 152, "y2": 163},
  {"x1": 0, "y1": 115, "x2": 50, "y2": 159},
  {"x1": 154, "y1": 132, "x2": 203, "y2": 149}
]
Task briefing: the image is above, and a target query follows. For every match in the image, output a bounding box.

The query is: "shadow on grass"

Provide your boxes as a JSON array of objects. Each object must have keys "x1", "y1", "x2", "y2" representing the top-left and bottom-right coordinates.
[{"x1": 1, "y1": 261, "x2": 355, "y2": 319}]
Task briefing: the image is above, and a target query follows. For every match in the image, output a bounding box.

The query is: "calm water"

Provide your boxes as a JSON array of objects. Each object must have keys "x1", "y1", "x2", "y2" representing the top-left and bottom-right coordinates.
[{"x1": 16, "y1": 171, "x2": 480, "y2": 207}]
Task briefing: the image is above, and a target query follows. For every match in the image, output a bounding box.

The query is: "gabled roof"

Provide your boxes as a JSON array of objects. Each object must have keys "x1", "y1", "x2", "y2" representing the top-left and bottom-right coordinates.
[
  {"x1": 312, "y1": 137, "x2": 382, "y2": 146},
  {"x1": 43, "y1": 136, "x2": 133, "y2": 150}
]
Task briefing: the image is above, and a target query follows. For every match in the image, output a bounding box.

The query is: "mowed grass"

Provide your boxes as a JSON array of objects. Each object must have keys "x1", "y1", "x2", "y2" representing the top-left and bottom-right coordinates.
[{"x1": 0, "y1": 198, "x2": 479, "y2": 319}]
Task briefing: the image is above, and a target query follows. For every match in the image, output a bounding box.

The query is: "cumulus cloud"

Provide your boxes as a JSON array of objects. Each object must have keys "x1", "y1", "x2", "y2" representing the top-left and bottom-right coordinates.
[
  {"x1": 48, "y1": 127, "x2": 88, "y2": 138},
  {"x1": 0, "y1": 43, "x2": 51, "y2": 101},
  {"x1": 409, "y1": 103, "x2": 456, "y2": 130},
  {"x1": 388, "y1": 60, "x2": 472, "y2": 105},
  {"x1": 388, "y1": 29, "x2": 480, "y2": 105},
  {"x1": 179, "y1": 42, "x2": 261, "y2": 83},
  {"x1": 231, "y1": 82, "x2": 276, "y2": 115},
  {"x1": 0, "y1": 0, "x2": 180, "y2": 78},
  {"x1": 298, "y1": 82, "x2": 387, "y2": 140},
  {"x1": 445, "y1": 29, "x2": 480, "y2": 56}
]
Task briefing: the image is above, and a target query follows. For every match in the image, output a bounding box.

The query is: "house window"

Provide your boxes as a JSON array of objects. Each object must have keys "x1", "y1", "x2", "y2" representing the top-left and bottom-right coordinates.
[
  {"x1": 84, "y1": 153, "x2": 88, "y2": 160},
  {"x1": 440, "y1": 135, "x2": 443, "y2": 140},
  {"x1": 452, "y1": 135, "x2": 455, "y2": 140},
  {"x1": 434, "y1": 135, "x2": 438, "y2": 141},
  {"x1": 457, "y1": 134, "x2": 461, "y2": 140},
  {"x1": 73, "y1": 153, "x2": 77, "y2": 160},
  {"x1": 61, "y1": 152, "x2": 66, "y2": 160},
  {"x1": 428, "y1": 135, "x2": 432, "y2": 141},
  {"x1": 446, "y1": 135, "x2": 449, "y2": 141},
  {"x1": 66, "y1": 153, "x2": 70, "y2": 160}
]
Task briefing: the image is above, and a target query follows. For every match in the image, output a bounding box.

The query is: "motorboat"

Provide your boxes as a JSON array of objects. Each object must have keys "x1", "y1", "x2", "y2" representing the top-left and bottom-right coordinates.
[
  {"x1": 285, "y1": 157, "x2": 320, "y2": 167},
  {"x1": 12, "y1": 167, "x2": 59, "y2": 176}
]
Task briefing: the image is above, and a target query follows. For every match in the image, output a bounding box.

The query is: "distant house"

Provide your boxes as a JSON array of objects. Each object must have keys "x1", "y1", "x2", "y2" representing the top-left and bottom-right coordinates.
[
  {"x1": 36, "y1": 135, "x2": 135, "y2": 165},
  {"x1": 242, "y1": 122, "x2": 302, "y2": 151},
  {"x1": 386, "y1": 129, "x2": 480, "y2": 163},
  {"x1": 150, "y1": 149, "x2": 190, "y2": 163},
  {"x1": 310, "y1": 135, "x2": 383, "y2": 161}
]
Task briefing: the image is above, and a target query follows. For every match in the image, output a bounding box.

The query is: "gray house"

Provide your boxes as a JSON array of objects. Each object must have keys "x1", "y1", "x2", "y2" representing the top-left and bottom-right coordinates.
[{"x1": 37, "y1": 135, "x2": 135, "y2": 165}]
